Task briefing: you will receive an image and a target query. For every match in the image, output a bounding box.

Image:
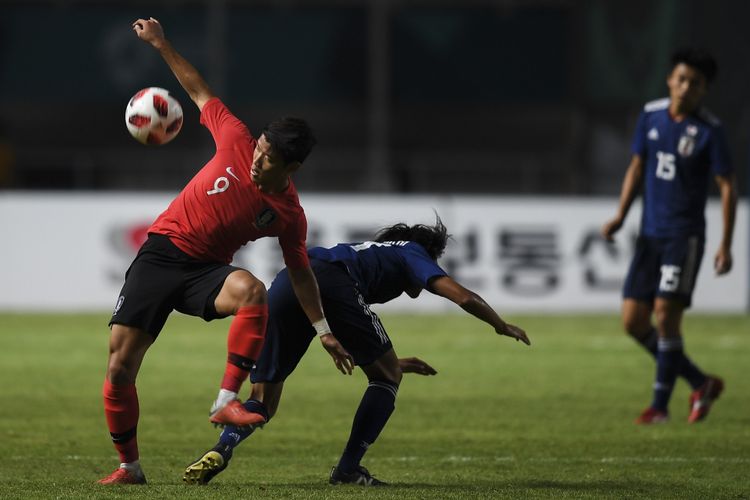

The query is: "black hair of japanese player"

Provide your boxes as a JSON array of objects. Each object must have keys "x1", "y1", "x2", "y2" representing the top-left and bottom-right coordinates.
[{"x1": 374, "y1": 213, "x2": 450, "y2": 261}]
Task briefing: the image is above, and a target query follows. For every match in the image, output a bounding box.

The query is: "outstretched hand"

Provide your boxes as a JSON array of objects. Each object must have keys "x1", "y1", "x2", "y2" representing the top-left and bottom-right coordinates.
[
  {"x1": 496, "y1": 322, "x2": 531, "y2": 346},
  {"x1": 132, "y1": 17, "x2": 166, "y2": 49},
  {"x1": 319, "y1": 333, "x2": 355, "y2": 375},
  {"x1": 399, "y1": 357, "x2": 437, "y2": 376}
]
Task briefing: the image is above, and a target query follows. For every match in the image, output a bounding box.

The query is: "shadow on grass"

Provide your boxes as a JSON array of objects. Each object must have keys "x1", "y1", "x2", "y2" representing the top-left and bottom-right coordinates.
[
  {"x1": 242, "y1": 478, "x2": 644, "y2": 491},
  {"x1": 375, "y1": 478, "x2": 651, "y2": 494}
]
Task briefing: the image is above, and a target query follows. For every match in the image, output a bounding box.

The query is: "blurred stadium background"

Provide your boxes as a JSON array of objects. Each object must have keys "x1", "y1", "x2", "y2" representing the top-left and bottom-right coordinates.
[
  {"x1": 1, "y1": 3, "x2": 749, "y2": 497},
  {"x1": 0, "y1": 0, "x2": 747, "y2": 313}
]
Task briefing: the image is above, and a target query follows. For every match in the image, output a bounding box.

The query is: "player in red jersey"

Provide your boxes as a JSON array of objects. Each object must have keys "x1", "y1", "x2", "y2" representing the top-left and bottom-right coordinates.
[{"x1": 98, "y1": 17, "x2": 354, "y2": 485}]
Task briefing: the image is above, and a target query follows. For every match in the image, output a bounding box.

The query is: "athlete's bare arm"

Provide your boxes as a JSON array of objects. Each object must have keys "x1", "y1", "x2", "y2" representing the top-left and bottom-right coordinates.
[
  {"x1": 132, "y1": 17, "x2": 215, "y2": 111},
  {"x1": 427, "y1": 275, "x2": 530, "y2": 345},
  {"x1": 286, "y1": 265, "x2": 355, "y2": 374},
  {"x1": 714, "y1": 172, "x2": 737, "y2": 275},
  {"x1": 602, "y1": 154, "x2": 644, "y2": 241}
]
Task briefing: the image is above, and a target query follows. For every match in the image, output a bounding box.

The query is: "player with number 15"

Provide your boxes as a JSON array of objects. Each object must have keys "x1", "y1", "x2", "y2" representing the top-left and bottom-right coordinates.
[{"x1": 601, "y1": 48, "x2": 737, "y2": 425}]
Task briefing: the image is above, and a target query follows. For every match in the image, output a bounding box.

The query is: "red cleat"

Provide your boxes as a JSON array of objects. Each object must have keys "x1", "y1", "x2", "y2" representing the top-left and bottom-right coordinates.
[
  {"x1": 688, "y1": 376, "x2": 724, "y2": 423},
  {"x1": 209, "y1": 399, "x2": 267, "y2": 428},
  {"x1": 97, "y1": 467, "x2": 146, "y2": 485},
  {"x1": 634, "y1": 407, "x2": 669, "y2": 425}
]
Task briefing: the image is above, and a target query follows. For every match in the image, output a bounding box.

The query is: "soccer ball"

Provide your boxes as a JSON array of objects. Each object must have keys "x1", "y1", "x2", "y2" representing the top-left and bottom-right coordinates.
[{"x1": 125, "y1": 87, "x2": 183, "y2": 145}]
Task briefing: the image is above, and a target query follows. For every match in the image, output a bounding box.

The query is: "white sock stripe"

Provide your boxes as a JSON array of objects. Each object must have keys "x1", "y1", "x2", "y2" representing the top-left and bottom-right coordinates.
[
  {"x1": 653, "y1": 381, "x2": 672, "y2": 391},
  {"x1": 657, "y1": 338, "x2": 684, "y2": 351},
  {"x1": 369, "y1": 380, "x2": 398, "y2": 389},
  {"x1": 356, "y1": 291, "x2": 389, "y2": 344},
  {"x1": 369, "y1": 381, "x2": 399, "y2": 398}
]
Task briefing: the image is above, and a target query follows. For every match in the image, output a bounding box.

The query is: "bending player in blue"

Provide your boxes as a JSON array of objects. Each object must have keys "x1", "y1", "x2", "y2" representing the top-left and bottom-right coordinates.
[
  {"x1": 602, "y1": 48, "x2": 737, "y2": 424},
  {"x1": 183, "y1": 216, "x2": 530, "y2": 485}
]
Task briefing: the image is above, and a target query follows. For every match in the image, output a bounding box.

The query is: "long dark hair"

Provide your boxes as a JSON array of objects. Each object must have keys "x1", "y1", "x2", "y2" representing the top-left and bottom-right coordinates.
[{"x1": 374, "y1": 213, "x2": 450, "y2": 260}]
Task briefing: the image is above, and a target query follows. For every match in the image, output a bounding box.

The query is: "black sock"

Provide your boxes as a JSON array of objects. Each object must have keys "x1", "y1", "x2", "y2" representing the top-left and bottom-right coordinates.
[
  {"x1": 635, "y1": 327, "x2": 705, "y2": 389},
  {"x1": 217, "y1": 399, "x2": 269, "y2": 454},
  {"x1": 634, "y1": 328, "x2": 659, "y2": 357},
  {"x1": 651, "y1": 337, "x2": 683, "y2": 411},
  {"x1": 337, "y1": 380, "x2": 398, "y2": 473},
  {"x1": 677, "y1": 346, "x2": 707, "y2": 390}
]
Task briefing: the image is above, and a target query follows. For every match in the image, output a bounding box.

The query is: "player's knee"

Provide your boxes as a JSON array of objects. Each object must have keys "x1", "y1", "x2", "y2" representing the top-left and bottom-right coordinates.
[
  {"x1": 622, "y1": 316, "x2": 647, "y2": 337},
  {"x1": 106, "y1": 325, "x2": 150, "y2": 384},
  {"x1": 106, "y1": 353, "x2": 137, "y2": 385},
  {"x1": 374, "y1": 364, "x2": 402, "y2": 387},
  {"x1": 229, "y1": 272, "x2": 267, "y2": 307},
  {"x1": 621, "y1": 309, "x2": 650, "y2": 338},
  {"x1": 653, "y1": 308, "x2": 680, "y2": 336},
  {"x1": 392, "y1": 370, "x2": 403, "y2": 386},
  {"x1": 363, "y1": 351, "x2": 401, "y2": 386}
]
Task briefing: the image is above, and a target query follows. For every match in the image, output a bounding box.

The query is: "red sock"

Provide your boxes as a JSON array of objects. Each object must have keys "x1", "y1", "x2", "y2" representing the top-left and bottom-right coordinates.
[
  {"x1": 102, "y1": 379, "x2": 139, "y2": 463},
  {"x1": 221, "y1": 304, "x2": 269, "y2": 392}
]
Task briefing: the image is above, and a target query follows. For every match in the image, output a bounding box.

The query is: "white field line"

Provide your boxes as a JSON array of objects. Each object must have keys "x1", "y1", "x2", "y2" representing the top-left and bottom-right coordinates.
[
  {"x1": 383, "y1": 455, "x2": 750, "y2": 464},
  {"x1": 23, "y1": 454, "x2": 747, "y2": 464}
]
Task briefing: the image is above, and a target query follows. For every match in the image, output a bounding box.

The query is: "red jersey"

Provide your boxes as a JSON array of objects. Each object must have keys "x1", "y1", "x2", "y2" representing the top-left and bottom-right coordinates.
[{"x1": 149, "y1": 98, "x2": 309, "y2": 268}]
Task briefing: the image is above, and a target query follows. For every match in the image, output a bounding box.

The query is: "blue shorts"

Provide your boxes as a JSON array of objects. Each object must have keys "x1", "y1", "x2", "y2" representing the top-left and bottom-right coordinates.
[
  {"x1": 623, "y1": 235, "x2": 705, "y2": 307},
  {"x1": 251, "y1": 259, "x2": 393, "y2": 383}
]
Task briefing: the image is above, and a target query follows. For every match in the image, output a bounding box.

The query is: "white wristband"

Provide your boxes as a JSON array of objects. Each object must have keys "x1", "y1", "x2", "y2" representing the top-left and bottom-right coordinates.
[{"x1": 313, "y1": 318, "x2": 332, "y2": 337}]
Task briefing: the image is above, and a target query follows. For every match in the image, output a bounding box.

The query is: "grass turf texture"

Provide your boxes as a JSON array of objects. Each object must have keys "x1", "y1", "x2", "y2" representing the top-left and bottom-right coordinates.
[{"x1": 0, "y1": 313, "x2": 748, "y2": 499}]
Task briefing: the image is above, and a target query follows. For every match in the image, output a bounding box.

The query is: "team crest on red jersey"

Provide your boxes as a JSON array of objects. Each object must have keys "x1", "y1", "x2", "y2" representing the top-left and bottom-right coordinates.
[{"x1": 254, "y1": 208, "x2": 277, "y2": 229}]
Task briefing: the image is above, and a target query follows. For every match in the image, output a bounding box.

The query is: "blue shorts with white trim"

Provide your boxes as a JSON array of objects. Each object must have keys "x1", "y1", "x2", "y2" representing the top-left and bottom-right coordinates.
[
  {"x1": 623, "y1": 235, "x2": 705, "y2": 308},
  {"x1": 251, "y1": 259, "x2": 393, "y2": 384}
]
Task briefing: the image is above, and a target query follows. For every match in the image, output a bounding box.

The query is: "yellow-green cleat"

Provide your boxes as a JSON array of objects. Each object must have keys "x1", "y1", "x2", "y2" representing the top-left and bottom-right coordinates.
[{"x1": 183, "y1": 449, "x2": 228, "y2": 485}]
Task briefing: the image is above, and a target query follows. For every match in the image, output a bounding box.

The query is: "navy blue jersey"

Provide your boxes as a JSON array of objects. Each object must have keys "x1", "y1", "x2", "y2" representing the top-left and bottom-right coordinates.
[
  {"x1": 307, "y1": 241, "x2": 447, "y2": 304},
  {"x1": 631, "y1": 98, "x2": 732, "y2": 238}
]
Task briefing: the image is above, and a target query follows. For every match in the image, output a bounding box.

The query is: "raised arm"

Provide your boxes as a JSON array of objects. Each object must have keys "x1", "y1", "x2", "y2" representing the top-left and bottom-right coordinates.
[
  {"x1": 601, "y1": 154, "x2": 644, "y2": 241},
  {"x1": 427, "y1": 275, "x2": 530, "y2": 345},
  {"x1": 132, "y1": 17, "x2": 215, "y2": 111},
  {"x1": 714, "y1": 172, "x2": 737, "y2": 275},
  {"x1": 286, "y1": 265, "x2": 355, "y2": 374}
]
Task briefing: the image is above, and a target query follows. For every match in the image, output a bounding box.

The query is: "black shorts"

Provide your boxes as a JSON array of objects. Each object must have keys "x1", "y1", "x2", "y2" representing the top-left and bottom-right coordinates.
[
  {"x1": 109, "y1": 233, "x2": 241, "y2": 337},
  {"x1": 623, "y1": 235, "x2": 705, "y2": 308},
  {"x1": 251, "y1": 259, "x2": 393, "y2": 383}
]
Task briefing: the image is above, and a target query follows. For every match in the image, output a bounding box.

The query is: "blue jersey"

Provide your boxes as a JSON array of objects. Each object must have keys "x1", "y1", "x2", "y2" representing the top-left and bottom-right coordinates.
[
  {"x1": 631, "y1": 98, "x2": 732, "y2": 238},
  {"x1": 307, "y1": 241, "x2": 447, "y2": 304}
]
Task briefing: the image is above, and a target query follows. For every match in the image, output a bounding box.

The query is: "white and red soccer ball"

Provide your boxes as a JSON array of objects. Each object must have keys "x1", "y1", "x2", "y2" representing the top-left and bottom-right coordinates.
[{"x1": 125, "y1": 87, "x2": 183, "y2": 145}]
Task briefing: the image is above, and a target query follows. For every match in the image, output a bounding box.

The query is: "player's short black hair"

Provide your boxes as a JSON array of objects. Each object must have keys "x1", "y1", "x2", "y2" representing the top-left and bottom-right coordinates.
[
  {"x1": 374, "y1": 214, "x2": 450, "y2": 261},
  {"x1": 671, "y1": 48, "x2": 718, "y2": 83},
  {"x1": 261, "y1": 117, "x2": 316, "y2": 164}
]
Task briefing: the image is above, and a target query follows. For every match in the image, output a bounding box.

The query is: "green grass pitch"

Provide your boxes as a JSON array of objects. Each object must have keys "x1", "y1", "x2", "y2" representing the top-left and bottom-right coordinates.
[{"x1": 0, "y1": 312, "x2": 748, "y2": 499}]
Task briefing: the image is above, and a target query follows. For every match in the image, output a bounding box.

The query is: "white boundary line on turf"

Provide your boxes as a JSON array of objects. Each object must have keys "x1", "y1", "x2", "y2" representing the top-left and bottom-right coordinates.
[
  {"x1": 53, "y1": 454, "x2": 750, "y2": 464},
  {"x1": 377, "y1": 456, "x2": 750, "y2": 464}
]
